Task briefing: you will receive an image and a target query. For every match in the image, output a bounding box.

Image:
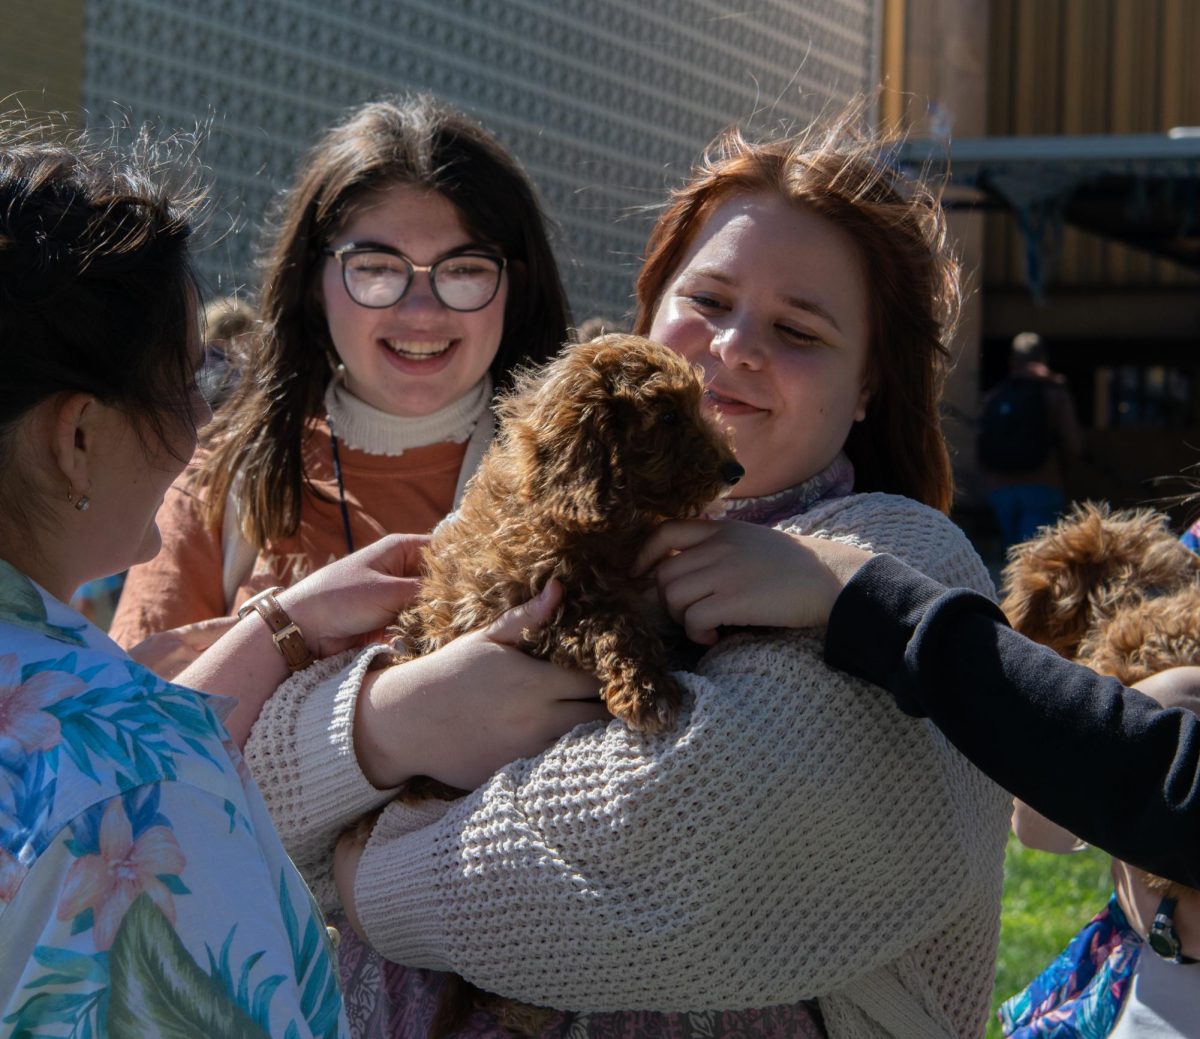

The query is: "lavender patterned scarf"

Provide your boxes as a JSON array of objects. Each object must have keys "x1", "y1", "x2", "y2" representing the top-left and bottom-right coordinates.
[{"x1": 723, "y1": 453, "x2": 855, "y2": 527}]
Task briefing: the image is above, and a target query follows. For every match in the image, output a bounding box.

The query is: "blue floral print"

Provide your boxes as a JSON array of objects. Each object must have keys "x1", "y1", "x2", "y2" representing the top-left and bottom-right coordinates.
[{"x1": 0, "y1": 559, "x2": 347, "y2": 1038}]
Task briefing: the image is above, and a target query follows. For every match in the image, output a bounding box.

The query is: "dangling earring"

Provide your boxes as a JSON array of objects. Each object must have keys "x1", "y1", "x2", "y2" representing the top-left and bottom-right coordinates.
[{"x1": 66, "y1": 487, "x2": 90, "y2": 512}]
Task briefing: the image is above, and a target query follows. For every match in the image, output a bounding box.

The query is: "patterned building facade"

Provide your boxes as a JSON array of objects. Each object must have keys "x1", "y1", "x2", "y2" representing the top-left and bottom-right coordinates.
[{"x1": 67, "y1": 0, "x2": 880, "y2": 320}]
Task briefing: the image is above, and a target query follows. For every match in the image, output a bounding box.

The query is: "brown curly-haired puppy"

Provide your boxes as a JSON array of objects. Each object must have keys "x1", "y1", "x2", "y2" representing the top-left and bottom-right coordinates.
[
  {"x1": 394, "y1": 333, "x2": 743, "y2": 731},
  {"x1": 999, "y1": 501, "x2": 1200, "y2": 659},
  {"x1": 1002, "y1": 504, "x2": 1200, "y2": 903},
  {"x1": 386, "y1": 333, "x2": 743, "y2": 1039}
]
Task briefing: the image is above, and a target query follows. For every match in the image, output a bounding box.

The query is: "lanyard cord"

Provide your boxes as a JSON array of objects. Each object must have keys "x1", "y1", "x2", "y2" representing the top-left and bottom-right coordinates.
[{"x1": 326, "y1": 414, "x2": 356, "y2": 555}]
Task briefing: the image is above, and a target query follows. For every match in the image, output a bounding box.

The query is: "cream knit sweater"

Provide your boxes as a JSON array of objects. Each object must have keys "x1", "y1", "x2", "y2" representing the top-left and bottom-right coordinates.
[{"x1": 244, "y1": 492, "x2": 1010, "y2": 1039}]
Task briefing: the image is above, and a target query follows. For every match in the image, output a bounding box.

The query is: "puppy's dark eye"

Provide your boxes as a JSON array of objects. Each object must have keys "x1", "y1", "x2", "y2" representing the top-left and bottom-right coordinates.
[{"x1": 660, "y1": 410, "x2": 678, "y2": 426}]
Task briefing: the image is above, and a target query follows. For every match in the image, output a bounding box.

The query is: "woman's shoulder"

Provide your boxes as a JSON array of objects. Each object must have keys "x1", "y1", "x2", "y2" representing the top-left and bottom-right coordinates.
[
  {"x1": 175, "y1": 412, "x2": 327, "y2": 523},
  {"x1": 0, "y1": 620, "x2": 240, "y2": 828},
  {"x1": 781, "y1": 492, "x2": 994, "y2": 597},
  {"x1": 153, "y1": 443, "x2": 228, "y2": 524},
  {"x1": 790, "y1": 489, "x2": 943, "y2": 524}
]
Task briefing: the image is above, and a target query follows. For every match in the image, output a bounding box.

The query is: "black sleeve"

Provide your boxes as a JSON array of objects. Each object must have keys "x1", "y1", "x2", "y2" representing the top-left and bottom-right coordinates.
[{"x1": 824, "y1": 553, "x2": 1200, "y2": 889}]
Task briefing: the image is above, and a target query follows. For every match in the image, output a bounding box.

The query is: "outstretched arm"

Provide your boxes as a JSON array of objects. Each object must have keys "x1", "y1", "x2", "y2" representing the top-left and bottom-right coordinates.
[
  {"x1": 643, "y1": 521, "x2": 1200, "y2": 888},
  {"x1": 177, "y1": 534, "x2": 427, "y2": 745},
  {"x1": 824, "y1": 553, "x2": 1200, "y2": 888}
]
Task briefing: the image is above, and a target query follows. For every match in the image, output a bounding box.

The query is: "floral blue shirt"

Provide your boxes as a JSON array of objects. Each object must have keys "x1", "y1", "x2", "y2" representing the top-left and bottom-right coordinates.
[
  {"x1": 0, "y1": 560, "x2": 347, "y2": 1039},
  {"x1": 998, "y1": 894, "x2": 1138, "y2": 1037}
]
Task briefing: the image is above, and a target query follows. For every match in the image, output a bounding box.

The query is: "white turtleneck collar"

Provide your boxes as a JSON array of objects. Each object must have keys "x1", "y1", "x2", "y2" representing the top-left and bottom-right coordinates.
[{"x1": 323, "y1": 372, "x2": 492, "y2": 456}]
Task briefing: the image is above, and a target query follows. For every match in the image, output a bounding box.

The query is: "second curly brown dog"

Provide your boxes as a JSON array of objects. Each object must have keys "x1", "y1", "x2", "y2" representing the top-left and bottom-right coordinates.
[
  {"x1": 393, "y1": 332, "x2": 744, "y2": 732},
  {"x1": 1000, "y1": 501, "x2": 1200, "y2": 660},
  {"x1": 1000, "y1": 502, "x2": 1200, "y2": 903},
  {"x1": 1075, "y1": 587, "x2": 1200, "y2": 686}
]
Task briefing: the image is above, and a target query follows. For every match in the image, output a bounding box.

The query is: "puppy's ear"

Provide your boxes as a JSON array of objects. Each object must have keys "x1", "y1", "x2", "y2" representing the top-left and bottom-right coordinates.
[
  {"x1": 507, "y1": 368, "x2": 616, "y2": 532},
  {"x1": 537, "y1": 403, "x2": 614, "y2": 530},
  {"x1": 1001, "y1": 506, "x2": 1107, "y2": 655}
]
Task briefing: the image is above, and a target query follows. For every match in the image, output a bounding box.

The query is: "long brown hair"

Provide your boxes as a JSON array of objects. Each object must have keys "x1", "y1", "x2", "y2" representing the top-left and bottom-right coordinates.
[
  {"x1": 634, "y1": 111, "x2": 959, "y2": 514},
  {"x1": 200, "y1": 95, "x2": 571, "y2": 546}
]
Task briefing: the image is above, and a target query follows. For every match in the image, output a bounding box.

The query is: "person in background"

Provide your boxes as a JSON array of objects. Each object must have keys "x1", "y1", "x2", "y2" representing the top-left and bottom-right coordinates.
[
  {"x1": 68, "y1": 570, "x2": 126, "y2": 631},
  {"x1": 198, "y1": 294, "x2": 255, "y2": 407},
  {"x1": 978, "y1": 331, "x2": 1082, "y2": 554},
  {"x1": 573, "y1": 314, "x2": 623, "y2": 340},
  {"x1": 1179, "y1": 516, "x2": 1200, "y2": 554},
  {"x1": 109, "y1": 95, "x2": 571, "y2": 674}
]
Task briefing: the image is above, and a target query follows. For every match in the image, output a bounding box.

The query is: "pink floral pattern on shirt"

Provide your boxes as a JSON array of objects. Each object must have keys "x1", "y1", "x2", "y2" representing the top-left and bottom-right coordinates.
[
  {"x1": 0, "y1": 651, "x2": 81, "y2": 757},
  {"x1": 58, "y1": 798, "x2": 186, "y2": 949},
  {"x1": 0, "y1": 559, "x2": 348, "y2": 1038}
]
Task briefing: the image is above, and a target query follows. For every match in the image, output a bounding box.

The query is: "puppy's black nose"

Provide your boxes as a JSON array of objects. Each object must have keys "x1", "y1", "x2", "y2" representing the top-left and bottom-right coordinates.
[{"x1": 721, "y1": 460, "x2": 745, "y2": 485}]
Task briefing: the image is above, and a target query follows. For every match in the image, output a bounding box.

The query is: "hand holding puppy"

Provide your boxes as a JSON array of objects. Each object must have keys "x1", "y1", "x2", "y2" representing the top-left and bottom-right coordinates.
[{"x1": 636, "y1": 519, "x2": 872, "y2": 645}]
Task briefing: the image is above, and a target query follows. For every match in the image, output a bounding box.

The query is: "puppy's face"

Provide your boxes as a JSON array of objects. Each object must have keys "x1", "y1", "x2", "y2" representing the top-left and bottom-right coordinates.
[{"x1": 505, "y1": 335, "x2": 743, "y2": 531}]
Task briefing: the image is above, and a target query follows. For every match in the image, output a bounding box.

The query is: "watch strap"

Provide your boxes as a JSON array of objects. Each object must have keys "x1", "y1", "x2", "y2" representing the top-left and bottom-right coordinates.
[{"x1": 236, "y1": 586, "x2": 315, "y2": 673}]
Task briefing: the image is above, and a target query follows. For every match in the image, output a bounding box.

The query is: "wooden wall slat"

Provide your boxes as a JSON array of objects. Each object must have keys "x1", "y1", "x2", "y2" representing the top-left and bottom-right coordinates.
[{"x1": 984, "y1": 0, "x2": 1200, "y2": 289}]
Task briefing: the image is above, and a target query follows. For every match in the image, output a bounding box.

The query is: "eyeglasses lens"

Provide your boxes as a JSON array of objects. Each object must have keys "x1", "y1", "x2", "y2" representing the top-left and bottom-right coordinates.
[
  {"x1": 343, "y1": 252, "x2": 410, "y2": 308},
  {"x1": 433, "y1": 256, "x2": 502, "y2": 310},
  {"x1": 342, "y1": 251, "x2": 501, "y2": 311}
]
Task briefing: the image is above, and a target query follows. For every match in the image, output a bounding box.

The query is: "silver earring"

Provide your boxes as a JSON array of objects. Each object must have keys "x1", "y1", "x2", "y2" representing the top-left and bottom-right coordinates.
[{"x1": 66, "y1": 487, "x2": 90, "y2": 512}]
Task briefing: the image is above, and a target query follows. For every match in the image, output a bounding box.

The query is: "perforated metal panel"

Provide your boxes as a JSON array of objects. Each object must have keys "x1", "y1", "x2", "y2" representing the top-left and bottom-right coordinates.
[{"x1": 83, "y1": 0, "x2": 877, "y2": 319}]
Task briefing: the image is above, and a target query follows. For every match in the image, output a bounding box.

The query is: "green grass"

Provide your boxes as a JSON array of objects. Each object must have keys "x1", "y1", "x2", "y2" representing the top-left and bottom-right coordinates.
[{"x1": 985, "y1": 835, "x2": 1113, "y2": 1039}]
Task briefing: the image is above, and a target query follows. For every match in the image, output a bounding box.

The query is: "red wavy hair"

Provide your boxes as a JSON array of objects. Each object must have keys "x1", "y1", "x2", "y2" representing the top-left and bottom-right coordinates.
[{"x1": 634, "y1": 113, "x2": 959, "y2": 513}]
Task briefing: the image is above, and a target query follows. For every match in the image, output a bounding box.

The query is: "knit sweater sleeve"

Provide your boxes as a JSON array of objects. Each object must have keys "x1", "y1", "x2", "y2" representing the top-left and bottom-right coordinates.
[
  {"x1": 109, "y1": 475, "x2": 227, "y2": 647},
  {"x1": 242, "y1": 645, "x2": 410, "y2": 913},
  {"x1": 351, "y1": 495, "x2": 1009, "y2": 1015}
]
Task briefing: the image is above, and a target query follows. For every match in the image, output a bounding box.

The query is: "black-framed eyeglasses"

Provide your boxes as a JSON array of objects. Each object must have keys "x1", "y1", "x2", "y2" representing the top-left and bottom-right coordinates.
[{"x1": 323, "y1": 243, "x2": 506, "y2": 312}]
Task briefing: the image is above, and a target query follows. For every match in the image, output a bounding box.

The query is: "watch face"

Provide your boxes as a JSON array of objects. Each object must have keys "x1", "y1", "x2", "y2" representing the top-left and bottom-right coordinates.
[{"x1": 1148, "y1": 925, "x2": 1180, "y2": 961}]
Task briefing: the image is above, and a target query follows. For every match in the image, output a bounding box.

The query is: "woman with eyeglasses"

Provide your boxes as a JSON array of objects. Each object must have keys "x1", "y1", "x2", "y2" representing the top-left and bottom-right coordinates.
[
  {"x1": 247, "y1": 111, "x2": 1009, "y2": 1039},
  {"x1": 109, "y1": 95, "x2": 572, "y2": 669}
]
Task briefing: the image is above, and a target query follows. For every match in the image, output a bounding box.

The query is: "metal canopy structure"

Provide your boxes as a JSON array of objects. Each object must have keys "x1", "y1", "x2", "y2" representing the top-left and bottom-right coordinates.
[{"x1": 896, "y1": 132, "x2": 1200, "y2": 296}]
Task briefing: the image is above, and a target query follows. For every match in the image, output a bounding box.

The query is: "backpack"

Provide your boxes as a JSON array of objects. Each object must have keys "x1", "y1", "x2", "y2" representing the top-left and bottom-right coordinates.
[{"x1": 977, "y1": 377, "x2": 1055, "y2": 472}]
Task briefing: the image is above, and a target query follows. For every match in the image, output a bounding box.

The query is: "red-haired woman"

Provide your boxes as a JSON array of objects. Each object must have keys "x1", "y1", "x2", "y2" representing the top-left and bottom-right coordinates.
[{"x1": 247, "y1": 111, "x2": 1009, "y2": 1039}]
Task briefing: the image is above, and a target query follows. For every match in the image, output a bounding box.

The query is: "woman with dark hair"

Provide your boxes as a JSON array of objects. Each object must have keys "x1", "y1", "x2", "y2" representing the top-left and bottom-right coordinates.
[
  {"x1": 110, "y1": 95, "x2": 572, "y2": 668},
  {"x1": 0, "y1": 114, "x2": 599, "y2": 1038},
  {"x1": 0, "y1": 118, "x2": 366, "y2": 1037},
  {"x1": 243, "y1": 109, "x2": 1009, "y2": 1039}
]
